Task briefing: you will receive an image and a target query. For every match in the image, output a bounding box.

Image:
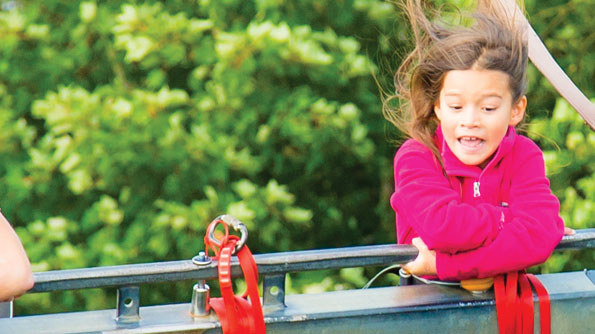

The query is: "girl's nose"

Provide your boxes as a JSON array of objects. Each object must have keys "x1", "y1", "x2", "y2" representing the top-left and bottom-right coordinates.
[{"x1": 460, "y1": 108, "x2": 480, "y2": 127}]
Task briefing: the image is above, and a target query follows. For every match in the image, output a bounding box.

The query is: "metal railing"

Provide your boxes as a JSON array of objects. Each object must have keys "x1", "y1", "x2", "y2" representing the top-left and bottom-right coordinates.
[{"x1": 29, "y1": 228, "x2": 595, "y2": 293}]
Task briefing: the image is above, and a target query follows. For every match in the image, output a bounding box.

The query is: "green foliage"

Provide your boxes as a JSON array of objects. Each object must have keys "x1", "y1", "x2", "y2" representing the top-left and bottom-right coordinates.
[
  {"x1": 529, "y1": 98, "x2": 595, "y2": 273},
  {"x1": 0, "y1": 0, "x2": 591, "y2": 314}
]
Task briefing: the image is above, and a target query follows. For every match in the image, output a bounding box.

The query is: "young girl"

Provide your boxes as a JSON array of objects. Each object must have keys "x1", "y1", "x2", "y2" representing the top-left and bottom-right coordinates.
[{"x1": 385, "y1": 0, "x2": 567, "y2": 281}]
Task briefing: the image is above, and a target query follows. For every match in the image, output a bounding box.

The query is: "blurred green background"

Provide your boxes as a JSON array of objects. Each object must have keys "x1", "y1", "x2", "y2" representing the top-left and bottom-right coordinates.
[{"x1": 0, "y1": 0, "x2": 592, "y2": 315}]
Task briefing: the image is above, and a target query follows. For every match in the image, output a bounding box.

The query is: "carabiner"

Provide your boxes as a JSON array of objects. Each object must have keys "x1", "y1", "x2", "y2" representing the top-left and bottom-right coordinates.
[{"x1": 207, "y1": 214, "x2": 248, "y2": 254}]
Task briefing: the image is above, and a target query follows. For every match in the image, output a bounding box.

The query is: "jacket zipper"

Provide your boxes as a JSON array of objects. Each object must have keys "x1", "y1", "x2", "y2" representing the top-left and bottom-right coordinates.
[{"x1": 473, "y1": 181, "x2": 481, "y2": 198}]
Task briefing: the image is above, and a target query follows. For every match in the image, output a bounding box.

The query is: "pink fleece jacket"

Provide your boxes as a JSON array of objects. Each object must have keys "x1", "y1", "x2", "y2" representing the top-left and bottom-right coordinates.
[{"x1": 390, "y1": 126, "x2": 564, "y2": 280}]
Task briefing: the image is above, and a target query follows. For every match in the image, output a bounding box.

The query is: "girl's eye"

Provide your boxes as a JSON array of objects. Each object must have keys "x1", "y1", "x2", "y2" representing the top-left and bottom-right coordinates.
[
  {"x1": 449, "y1": 106, "x2": 462, "y2": 111},
  {"x1": 483, "y1": 107, "x2": 497, "y2": 112}
]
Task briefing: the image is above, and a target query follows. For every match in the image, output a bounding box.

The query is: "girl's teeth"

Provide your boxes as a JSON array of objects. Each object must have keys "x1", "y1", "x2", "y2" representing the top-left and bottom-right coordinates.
[{"x1": 459, "y1": 137, "x2": 483, "y2": 148}]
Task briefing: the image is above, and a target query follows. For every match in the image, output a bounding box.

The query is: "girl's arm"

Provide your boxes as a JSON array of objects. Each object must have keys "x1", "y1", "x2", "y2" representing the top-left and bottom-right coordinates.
[
  {"x1": 434, "y1": 143, "x2": 564, "y2": 280},
  {"x1": 392, "y1": 141, "x2": 507, "y2": 253},
  {"x1": 0, "y1": 212, "x2": 34, "y2": 301}
]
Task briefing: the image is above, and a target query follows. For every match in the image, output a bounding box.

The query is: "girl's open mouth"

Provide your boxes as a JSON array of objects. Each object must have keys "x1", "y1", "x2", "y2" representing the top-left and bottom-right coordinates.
[{"x1": 458, "y1": 136, "x2": 484, "y2": 151}]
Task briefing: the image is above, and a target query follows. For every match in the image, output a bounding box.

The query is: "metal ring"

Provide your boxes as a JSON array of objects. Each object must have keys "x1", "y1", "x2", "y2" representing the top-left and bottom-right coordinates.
[{"x1": 207, "y1": 214, "x2": 248, "y2": 254}]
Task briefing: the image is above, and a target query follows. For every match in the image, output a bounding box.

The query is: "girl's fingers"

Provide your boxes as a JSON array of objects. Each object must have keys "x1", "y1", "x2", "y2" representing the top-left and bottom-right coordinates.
[
  {"x1": 564, "y1": 227, "x2": 575, "y2": 235},
  {"x1": 404, "y1": 238, "x2": 424, "y2": 274},
  {"x1": 412, "y1": 237, "x2": 428, "y2": 251},
  {"x1": 405, "y1": 237, "x2": 437, "y2": 276},
  {"x1": 403, "y1": 259, "x2": 418, "y2": 274}
]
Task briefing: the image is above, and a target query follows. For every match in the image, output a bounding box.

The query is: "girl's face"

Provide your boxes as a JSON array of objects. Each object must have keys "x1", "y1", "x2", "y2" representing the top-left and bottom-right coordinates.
[{"x1": 434, "y1": 69, "x2": 526, "y2": 167}]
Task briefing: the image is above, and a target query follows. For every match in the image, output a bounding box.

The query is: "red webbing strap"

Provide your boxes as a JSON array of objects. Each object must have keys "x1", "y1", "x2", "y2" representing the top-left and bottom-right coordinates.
[
  {"x1": 495, "y1": 271, "x2": 551, "y2": 334},
  {"x1": 527, "y1": 274, "x2": 551, "y2": 334},
  {"x1": 494, "y1": 275, "x2": 509, "y2": 333},
  {"x1": 237, "y1": 245, "x2": 266, "y2": 333},
  {"x1": 506, "y1": 271, "x2": 520, "y2": 333},
  {"x1": 210, "y1": 239, "x2": 266, "y2": 334},
  {"x1": 204, "y1": 218, "x2": 265, "y2": 334},
  {"x1": 494, "y1": 271, "x2": 519, "y2": 333},
  {"x1": 518, "y1": 273, "x2": 534, "y2": 334},
  {"x1": 495, "y1": 272, "x2": 518, "y2": 333},
  {"x1": 216, "y1": 241, "x2": 240, "y2": 334}
]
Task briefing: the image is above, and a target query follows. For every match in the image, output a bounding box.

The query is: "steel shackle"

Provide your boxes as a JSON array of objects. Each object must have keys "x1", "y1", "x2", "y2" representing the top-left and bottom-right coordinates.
[{"x1": 207, "y1": 214, "x2": 248, "y2": 254}]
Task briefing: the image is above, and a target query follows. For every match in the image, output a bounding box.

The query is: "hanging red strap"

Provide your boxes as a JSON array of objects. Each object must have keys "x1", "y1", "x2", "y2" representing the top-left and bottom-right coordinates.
[
  {"x1": 494, "y1": 271, "x2": 551, "y2": 334},
  {"x1": 527, "y1": 274, "x2": 551, "y2": 334},
  {"x1": 204, "y1": 218, "x2": 266, "y2": 334},
  {"x1": 236, "y1": 242, "x2": 266, "y2": 333},
  {"x1": 217, "y1": 240, "x2": 240, "y2": 334},
  {"x1": 494, "y1": 275, "x2": 508, "y2": 333},
  {"x1": 518, "y1": 273, "x2": 534, "y2": 334},
  {"x1": 506, "y1": 271, "x2": 519, "y2": 333}
]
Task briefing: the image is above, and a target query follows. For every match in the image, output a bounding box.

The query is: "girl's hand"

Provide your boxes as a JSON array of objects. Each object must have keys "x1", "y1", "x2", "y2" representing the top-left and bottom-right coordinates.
[
  {"x1": 564, "y1": 227, "x2": 575, "y2": 235},
  {"x1": 403, "y1": 237, "x2": 437, "y2": 276}
]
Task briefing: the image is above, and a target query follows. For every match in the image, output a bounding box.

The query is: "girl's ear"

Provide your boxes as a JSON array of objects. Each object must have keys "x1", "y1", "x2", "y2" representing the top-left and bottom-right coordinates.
[
  {"x1": 509, "y1": 96, "x2": 527, "y2": 126},
  {"x1": 434, "y1": 101, "x2": 443, "y2": 122}
]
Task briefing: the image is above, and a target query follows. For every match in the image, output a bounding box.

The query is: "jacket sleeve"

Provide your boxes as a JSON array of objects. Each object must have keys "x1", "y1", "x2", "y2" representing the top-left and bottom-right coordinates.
[
  {"x1": 435, "y1": 142, "x2": 564, "y2": 280},
  {"x1": 392, "y1": 142, "x2": 507, "y2": 253}
]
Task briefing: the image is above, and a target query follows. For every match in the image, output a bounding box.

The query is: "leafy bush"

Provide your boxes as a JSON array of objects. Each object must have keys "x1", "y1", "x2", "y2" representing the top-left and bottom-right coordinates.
[{"x1": 529, "y1": 98, "x2": 595, "y2": 273}]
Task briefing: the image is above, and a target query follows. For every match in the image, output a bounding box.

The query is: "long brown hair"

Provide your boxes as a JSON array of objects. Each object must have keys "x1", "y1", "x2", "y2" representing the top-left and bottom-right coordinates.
[{"x1": 384, "y1": 0, "x2": 528, "y2": 160}]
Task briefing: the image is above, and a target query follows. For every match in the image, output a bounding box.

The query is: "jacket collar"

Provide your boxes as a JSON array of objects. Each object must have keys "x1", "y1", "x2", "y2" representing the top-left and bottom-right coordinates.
[{"x1": 435, "y1": 126, "x2": 517, "y2": 177}]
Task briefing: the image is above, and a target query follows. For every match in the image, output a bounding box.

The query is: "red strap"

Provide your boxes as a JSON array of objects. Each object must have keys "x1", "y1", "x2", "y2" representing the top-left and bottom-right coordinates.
[
  {"x1": 218, "y1": 241, "x2": 240, "y2": 334},
  {"x1": 494, "y1": 271, "x2": 551, "y2": 334},
  {"x1": 527, "y1": 274, "x2": 551, "y2": 334},
  {"x1": 237, "y1": 245, "x2": 265, "y2": 333},
  {"x1": 518, "y1": 273, "x2": 534, "y2": 334},
  {"x1": 505, "y1": 271, "x2": 519, "y2": 333},
  {"x1": 205, "y1": 219, "x2": 266, "y2": 334},
  {"x1": 205, "y1": 220, "x2": 230, "y2": 256},
  {"x1": 494, "y1": 275, "x2": 508, "y2": 334}
]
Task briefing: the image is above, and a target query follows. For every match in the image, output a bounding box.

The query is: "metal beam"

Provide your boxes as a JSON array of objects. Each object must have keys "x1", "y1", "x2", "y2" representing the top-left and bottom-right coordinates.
[
  {"x1": 3, "y1": 270, "x2": 594, "y2": 334},
  {"x1": 30, "y1": 228, "x2": 595, "y2": 293}
]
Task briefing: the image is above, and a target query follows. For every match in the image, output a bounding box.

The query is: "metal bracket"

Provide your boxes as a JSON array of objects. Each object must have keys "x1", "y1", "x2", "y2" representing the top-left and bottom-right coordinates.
[
  {"x1": 0, "y1": 301, "x2": 12, "y2": 318},
  {"x1": 263, "y1": 274, "x2": 286, "y2": 313},
  {"x1": 116, "y1": 286, "x2": 140, "y2": 327}
]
